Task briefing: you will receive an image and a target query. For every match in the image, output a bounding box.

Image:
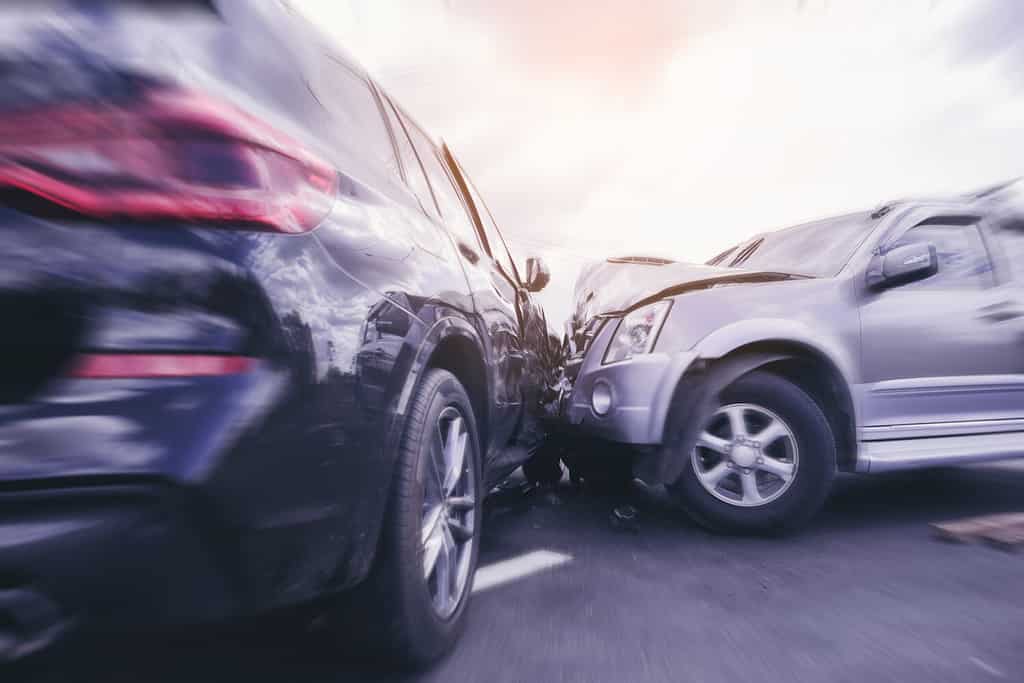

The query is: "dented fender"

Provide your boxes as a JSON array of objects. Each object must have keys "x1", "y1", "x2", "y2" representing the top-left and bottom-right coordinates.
[{"x1": 633, "y1": 351, "x2": 792, "y2": 486}]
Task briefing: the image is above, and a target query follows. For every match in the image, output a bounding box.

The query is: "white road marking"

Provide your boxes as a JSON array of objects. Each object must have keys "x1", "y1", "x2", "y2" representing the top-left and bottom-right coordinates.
[
  {"x1": 970, "y1": 656, "x2": 1006, "y2": 679},
  {"x1": 472, "y1": 549, "x2": 573, "y2": 594}
]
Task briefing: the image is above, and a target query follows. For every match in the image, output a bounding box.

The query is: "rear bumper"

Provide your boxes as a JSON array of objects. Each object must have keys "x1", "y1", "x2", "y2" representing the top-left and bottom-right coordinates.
[
  {"x1": 0, "y1": 370, "x2": 283, "y2": 485},
  {"x1": 0, "y1": 214, "x2": 412, "y2": 645},
  {"x1": 0, "y1": 484, "x2": 236, "y2": 658}
]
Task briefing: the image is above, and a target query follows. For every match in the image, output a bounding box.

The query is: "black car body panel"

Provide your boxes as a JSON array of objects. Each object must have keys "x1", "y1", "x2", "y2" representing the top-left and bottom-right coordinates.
[{"x1": 0, "y1": 0, "x2": 550, "y2": 648}]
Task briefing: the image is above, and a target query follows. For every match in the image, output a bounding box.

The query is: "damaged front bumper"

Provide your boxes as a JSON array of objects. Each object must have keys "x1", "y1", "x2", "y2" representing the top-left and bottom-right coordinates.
[
  {"x1": 562, "y1": 351, "x2": 698, "y2": 444},
  {"x1": 546, "y1": 323, "x2": 799, "y2": 486},
  {"x1": 548, "y1": 320, "x2": 698, "y2": 446}
]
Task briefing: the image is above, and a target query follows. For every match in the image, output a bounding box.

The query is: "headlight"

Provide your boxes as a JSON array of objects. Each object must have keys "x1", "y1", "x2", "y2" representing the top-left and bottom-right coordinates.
[{"x1": 603, "y1": 300, "x2": 671, "y2": 364}]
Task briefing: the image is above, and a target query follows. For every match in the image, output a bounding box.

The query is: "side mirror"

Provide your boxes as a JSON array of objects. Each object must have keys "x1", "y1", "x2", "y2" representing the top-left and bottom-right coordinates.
[
  {"x1": 869, "y1": 242, "x2": 938, "y2": 289},
  {"x1": 524, "y1": 256, "x2": 550, "y2": 293}
]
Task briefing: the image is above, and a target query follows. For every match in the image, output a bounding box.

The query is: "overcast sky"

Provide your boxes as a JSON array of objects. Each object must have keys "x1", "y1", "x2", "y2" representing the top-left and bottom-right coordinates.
[{"x1": 293, "y1": 0, "x2": 1024, "y2": 325}]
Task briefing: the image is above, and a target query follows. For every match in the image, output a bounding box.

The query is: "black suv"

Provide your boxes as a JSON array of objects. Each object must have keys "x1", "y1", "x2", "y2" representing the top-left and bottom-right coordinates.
[{"x1": 0, "y1": 0, "x2": 550, "y2": 667}]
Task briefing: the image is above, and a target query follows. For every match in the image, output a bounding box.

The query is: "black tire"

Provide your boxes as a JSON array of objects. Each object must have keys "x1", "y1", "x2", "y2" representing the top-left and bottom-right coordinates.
[
  {"x1": 352, "y1": 368, "x2": 482, "y2": 669},
  {"x1": 668, "y1": 370, "x2": 835, "y2": 534}
]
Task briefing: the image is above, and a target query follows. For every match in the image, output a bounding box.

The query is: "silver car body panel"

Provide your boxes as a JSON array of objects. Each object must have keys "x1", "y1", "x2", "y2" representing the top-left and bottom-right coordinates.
[
  {"x1": 860, "y1": 416, "x2": 1024, "y2": 441},
  {"x1": 857, "y1": 430, "x2": 1024, "y2": 473},
  {"x1": 561, "y1": 186, "x2": 1024, "y2": 475}
]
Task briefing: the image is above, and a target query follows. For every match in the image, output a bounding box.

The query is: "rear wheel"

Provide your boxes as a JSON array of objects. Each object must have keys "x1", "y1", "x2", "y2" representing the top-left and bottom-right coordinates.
[
  {"x1": 668, "y1": 371, "x2": 835, "y2": 534},
  {"x1": 355, "y1": 369, "x2": 482, "y2": 668}
]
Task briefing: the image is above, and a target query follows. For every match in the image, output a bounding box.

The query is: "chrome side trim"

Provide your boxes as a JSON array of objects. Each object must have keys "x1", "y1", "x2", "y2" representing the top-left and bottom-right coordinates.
[
  {"x1": 866, "y1": 374, "x2": 1024, "y2": 397},
  {"x1": 860, "y1": 417, "x2": 1024, "y2": 441},
  {"x1": 856, "y1": 431, "x2": 1024, "y2": 473}
]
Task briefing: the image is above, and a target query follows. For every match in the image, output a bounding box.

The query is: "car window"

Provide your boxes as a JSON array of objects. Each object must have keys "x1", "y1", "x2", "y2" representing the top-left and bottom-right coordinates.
[
  {"x1": 380, "y1": 96, "x2": 439, "y2": 220},
  {"x1": 889, "y1": 223, "x2": 993, "y2": 289},
  {"x1": 462, "y1": 171, "x2": 519, "y2": 282},
  {"x1": 400, "y1": 115, "x2": 483, "y2": 252},
  {"x1": 315, "y1": 55, "x2": 401, "y2": 181}
]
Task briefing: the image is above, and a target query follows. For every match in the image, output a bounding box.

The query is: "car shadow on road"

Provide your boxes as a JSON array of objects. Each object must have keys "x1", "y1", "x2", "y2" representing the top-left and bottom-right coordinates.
[
  {"x1": 20, "y1": 619, "x2": 413, "y2": 683},
  {"x1": 20, "y1": 463, "x2": 1024, "y2": 683},
  {"x1": 583, "y1": 461, "x2": 1024, "y2": 540},
  {"x1": 820, "y1": 464, "x2": 1024, "y2": 532}
]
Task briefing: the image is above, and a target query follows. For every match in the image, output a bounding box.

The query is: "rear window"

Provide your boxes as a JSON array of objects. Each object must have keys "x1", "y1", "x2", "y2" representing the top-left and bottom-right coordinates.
[{"x1": 312, "y1": 55, "x2": 400, "y2": 180}]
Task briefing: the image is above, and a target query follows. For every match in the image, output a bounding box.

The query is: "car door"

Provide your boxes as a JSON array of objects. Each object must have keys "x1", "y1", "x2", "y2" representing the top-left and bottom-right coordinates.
[
  {"x1": 442, "y1": 146, "x2": 548, "y2": 403},
  {"x1": 858, "y1": 217, "x2": 1024, "y2": 434},
  {"x1": 386, "y1": 104, "x2": 523, "y2": 461}
]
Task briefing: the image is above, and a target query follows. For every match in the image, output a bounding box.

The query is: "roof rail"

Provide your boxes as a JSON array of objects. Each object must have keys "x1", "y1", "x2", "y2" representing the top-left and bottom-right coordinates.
[{"x1": 606, "y1": 256, "x2": 675, "y2": 266}]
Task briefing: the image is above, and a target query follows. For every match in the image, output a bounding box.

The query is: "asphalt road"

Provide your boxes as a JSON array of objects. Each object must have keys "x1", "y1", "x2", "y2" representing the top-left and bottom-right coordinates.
[{"x1": 22, "y1": 462, "x2": 1024, "y2": 683}]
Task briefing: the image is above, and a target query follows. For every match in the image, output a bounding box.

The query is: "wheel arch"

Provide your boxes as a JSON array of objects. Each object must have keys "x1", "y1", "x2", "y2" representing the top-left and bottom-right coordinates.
[
  {"x1": 398, "y1": 315, "x2": 491, "y2": 453},
  {"x1": 709, "y1": 341, "x2": 858, "y2": 472},
  {"x1": 693, "y1": 320, "x2": 859, "y2": 471},
  {"x1": 356, "y1": 315, "x2": 489, "y2": 583},
  {"x1": 425, "y1": 334, "x2": 489, "y2": 452},
  {"x1": 640, "y1": 338, "x2": 858, "y2": 485}
]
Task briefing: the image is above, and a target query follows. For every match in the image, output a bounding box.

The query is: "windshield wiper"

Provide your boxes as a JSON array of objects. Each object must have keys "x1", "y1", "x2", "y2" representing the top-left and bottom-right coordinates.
[{"x1": 729, "y1": 237, "x2": 764, "y2": 267}]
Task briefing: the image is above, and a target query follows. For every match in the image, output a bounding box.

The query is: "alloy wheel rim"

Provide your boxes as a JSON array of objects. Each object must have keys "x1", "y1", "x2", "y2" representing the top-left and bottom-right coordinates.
[
  {"x1": 691, "y1": 403, "x2": 799, "y2": 508},
  {"x1": 421, "y1": 405, "x2": 477, "y2": 619}
]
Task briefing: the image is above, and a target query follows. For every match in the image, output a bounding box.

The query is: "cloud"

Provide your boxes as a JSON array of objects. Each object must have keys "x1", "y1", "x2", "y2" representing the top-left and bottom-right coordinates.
[
  {"x1": 452, "y1": 0, "x2": 720, "y2": 100},
  {"x1": 295, "y1": 0, "x2": 1024, "y2": 325}
]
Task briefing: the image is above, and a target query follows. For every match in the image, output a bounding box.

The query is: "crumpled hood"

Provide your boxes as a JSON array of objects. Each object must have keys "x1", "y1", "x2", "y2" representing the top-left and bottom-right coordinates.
[{"x1": 570, "y1": 260, "x2": 803, "y2": 328}]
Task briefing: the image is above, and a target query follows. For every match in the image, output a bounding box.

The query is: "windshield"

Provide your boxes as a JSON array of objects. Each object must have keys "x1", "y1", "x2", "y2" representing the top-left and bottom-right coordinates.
[{"x1": 709, "y1": 210, "x2": 877, "y2": 277}]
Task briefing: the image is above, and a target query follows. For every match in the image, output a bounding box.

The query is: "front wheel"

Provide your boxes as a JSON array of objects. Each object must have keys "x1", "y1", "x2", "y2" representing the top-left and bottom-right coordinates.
[
  {"x1": 668, "y1": 370, "x2": 836, "y2": 534},
  {"x1": 354, "y1": 368, "x2": 482, "y2": 668}
]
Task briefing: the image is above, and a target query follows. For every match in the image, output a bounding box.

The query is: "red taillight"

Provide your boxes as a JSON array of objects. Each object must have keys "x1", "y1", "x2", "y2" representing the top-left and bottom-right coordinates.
[
  {"x1": 0, "y1": 89, "x2": 338, "y2": 233},
  {"x1": 68, "y1": 353, "x2": 256, "y2": 379}
]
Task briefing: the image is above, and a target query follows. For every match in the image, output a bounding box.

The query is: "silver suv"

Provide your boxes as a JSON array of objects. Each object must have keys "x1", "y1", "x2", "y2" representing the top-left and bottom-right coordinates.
[{"x1": 555, "y1": 181, "x2": 1024, "y2": 533}]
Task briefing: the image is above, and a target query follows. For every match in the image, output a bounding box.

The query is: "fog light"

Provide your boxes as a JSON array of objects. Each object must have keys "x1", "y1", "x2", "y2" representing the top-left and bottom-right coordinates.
[{"x1": 592, "y1": 381, "x2": 613, "y2": 416}]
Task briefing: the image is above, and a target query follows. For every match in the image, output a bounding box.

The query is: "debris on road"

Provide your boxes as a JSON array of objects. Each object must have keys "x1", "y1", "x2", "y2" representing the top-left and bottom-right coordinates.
[
  {"x1": 484, "y1": 479, "x2": 537, "y2": 519},
  {"x1": 983, "y1": 522, "x2": 1024, "y2": 553},
  {"x1": 610, "y1": 504, "x2": 639, "y2": 533},
  {"x1": 931, "y1": 512, "x2": 1024, "y2": 551}
]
